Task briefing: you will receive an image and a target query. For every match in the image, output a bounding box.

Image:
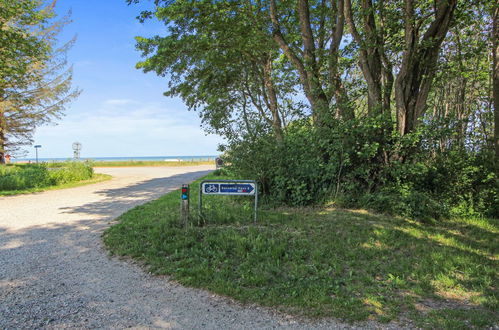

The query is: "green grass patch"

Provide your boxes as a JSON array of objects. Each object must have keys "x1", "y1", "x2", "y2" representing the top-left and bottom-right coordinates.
[
  {"x1": 0, "y1": 162, "x2": 110, "y2": 195},
  {"x1": 103, "y1": 173, "x2": 498, "y2": 328},
  {"x1": 92, "y1": 160, "x2": 213, "y2": 167}
]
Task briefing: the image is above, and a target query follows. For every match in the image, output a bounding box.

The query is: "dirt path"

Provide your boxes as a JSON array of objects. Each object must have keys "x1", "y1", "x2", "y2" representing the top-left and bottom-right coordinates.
[{"x1": 0, "y1": 166, "x2": 387, "y2": 329}]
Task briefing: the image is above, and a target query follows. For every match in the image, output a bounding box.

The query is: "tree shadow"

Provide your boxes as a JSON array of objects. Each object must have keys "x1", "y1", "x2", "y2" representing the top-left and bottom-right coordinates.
[
  {"x1": 59, "y1": 169, "x2": 213, "y2": 220},
  {"x1": 3, "y1": 168, "x2": 296, "y2": 328},
  {"x1": 308, "y1": 208, "x2": 498, "y2": 319}
]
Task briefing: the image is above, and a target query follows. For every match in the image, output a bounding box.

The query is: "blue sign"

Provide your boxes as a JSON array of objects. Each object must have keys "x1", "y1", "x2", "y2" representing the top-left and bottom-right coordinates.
[
  {"x1": 199, "y1": 179, "x2": 258, "y2": 223},
  {"x1": 220, "y1": 184, "x2": 254, "y2": 194},
  {"x1": 202, "y1": 182, "x2": 256, "y2": 196}
]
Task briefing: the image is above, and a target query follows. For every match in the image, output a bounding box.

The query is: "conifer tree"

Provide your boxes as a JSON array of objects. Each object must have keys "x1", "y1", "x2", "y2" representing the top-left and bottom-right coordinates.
[{"x1": 0, "y1": 0, "x2": 79, "y2": 163}]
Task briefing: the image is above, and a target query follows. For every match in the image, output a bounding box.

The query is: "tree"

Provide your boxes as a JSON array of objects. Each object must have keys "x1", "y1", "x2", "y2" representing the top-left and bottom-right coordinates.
[
  {"x1": 269, "y1": 0, "x2": 355, "y2": 124},
  {"x1": 131, "y1": 0, "x2": 300, "y2": 143},
  {"x1": 425, "y1": 5, "x2": 492, "y2": 153},
  {"x1": 0, "y1": 0, "x2": 79, "y2": 163},
  {"x1": 344, "y1": 0, "x2": 394, "y2": 117},
  {"x1": 394, "y1": 0, "x2": 457, "y2": 136},
  {"x1": 344, "y1": 0, "x2": 457, "y2": 136}
]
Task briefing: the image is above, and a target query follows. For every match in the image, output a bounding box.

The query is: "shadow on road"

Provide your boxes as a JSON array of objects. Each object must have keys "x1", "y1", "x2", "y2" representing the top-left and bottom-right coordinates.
[
  {"x1": 0, "y1": 168, "x2": 218, "y2": 328},
  {"x1": 59, "y1": 169, "x2": 213, "y2": 219}
]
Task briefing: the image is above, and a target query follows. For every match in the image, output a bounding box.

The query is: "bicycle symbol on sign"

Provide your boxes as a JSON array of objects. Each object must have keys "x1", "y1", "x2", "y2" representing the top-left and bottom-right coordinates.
[{"x1": 204, "y1": 184, "x2": 219, "y2": 193}]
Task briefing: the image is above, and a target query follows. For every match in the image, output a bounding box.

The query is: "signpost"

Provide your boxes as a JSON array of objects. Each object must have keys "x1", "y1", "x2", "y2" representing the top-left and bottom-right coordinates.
[
  {"x1": 34, "y1": 145, "x2": 42, "y2": 163},
  {"x1": 199, "y1": 180, "x2": 258, "y2": 223},
  {"x1": 180, "y1": 184, "x2": 189, "y2": 227}
]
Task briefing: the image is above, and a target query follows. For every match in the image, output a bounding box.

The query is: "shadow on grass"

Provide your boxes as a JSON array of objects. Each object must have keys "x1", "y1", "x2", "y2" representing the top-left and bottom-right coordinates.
[
  {"x1": 126, "y1": 200, "x2": 497, "y2": 327},
  {"x1": 306, "y1": 208, "x2": 498, "y2": 324}
]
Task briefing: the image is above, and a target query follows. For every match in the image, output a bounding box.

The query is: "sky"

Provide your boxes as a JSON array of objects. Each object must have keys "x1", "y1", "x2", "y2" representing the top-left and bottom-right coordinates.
[{"x1": 27, "y1": 0, "x2": 223, "y2": 159}]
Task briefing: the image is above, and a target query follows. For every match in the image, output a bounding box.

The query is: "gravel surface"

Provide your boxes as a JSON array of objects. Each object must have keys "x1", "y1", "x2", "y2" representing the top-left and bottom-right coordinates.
[{"x1": 0, "y1": 166, "x2": 410, "y2": 329}]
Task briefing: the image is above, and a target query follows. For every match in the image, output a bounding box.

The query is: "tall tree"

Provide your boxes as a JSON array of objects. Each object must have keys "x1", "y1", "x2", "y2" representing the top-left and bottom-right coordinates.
[
  {"x1": 131, "y1": 0, "x2": 299, "y2": 143},
  {"x1": 269, "y1": 0, "x2": 354, "y2": 124},
  {"x1": 344, "y1": 0, "x2": 393, "y2": 116},
  {"x1": 0, "y1": 0, "x2": 79, "y2": 163},
  {"x1": 426, "y1": 5, "x2": 492, "y2": 153},
  {"x1": 394, "y1": 0, "x2": 457, "y2": 136},
  {"x1": 344, "y1": 0, "x2": 457, "y2": 136}
]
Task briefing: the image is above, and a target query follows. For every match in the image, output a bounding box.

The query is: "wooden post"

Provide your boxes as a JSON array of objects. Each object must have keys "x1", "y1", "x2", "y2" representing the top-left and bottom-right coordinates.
[{"x1": 181, "y1": 184, "x2": 189, "y2": 228}]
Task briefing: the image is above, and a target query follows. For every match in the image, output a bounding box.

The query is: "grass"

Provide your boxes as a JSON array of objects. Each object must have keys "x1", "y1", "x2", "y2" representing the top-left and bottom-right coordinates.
[
  {"x1": 103, "y1": 172, "x2": 498, "y2": 328},
  {"x1": 0, "y1": 173, "x2": 112, "y2": 196},
  {"x1": 92, "y1": 160, "x2": 214, "y2": 167}
]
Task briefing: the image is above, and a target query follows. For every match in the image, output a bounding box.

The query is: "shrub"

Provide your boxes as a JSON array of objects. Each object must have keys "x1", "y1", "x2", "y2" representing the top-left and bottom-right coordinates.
[
  {"x1": 225, "y1": 120, "x2": 338, "y2": 206},
  {"x1": 0, "y1": 162, "x2": 94, "y2": 191},
  {"x1": 49, "y1": 162, "x2": 93, "y2": 184},
  {"x1": 0, "y1": 165, "x2": 52, "y2": 190},
  {"x1": 222, "y1": 117, "x2": 497, "y2": 221}
]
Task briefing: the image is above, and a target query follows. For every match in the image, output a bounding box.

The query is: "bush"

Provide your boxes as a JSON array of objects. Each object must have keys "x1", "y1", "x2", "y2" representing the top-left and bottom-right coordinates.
[
  {"x1": 49, "y1": 162, "x2": 94, "y2": 185},
  {"x1": 225, "y1": 120, "x2": 338, "y2": 206},
  {"x1": 222, "y1": 117, "x2": 498, "y2": 221},
  {"x1": 0, "y1": 162, "x2": 94, "y2": 191},
  {"x1": 0, "y1": 165, "x2": 52, "y2": 190}
]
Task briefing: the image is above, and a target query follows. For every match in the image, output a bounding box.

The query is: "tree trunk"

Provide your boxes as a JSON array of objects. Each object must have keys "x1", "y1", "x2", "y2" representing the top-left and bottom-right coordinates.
[
  {"x1": 270, "y1": 0, "x2": 343, "y2": 126},
  {"x1": 493, "y1": 4, "x2": 499, "y2": 164},
  {"x1": 395, "y1": 0, "x2": 457, "y2": 136},
  {"x1": 344, "y1": 0, "x2": 386, "y2": 115},
  {"x1": 262, "y1": 57, "x2": 284, "y2": 143},
  {"x1": 329, "y1": 0, "x2": 355, "y2": 120},
  {"x1": 0, "y1": 109, "x2": 6, "y2": 165},
  {"x1": 296, "y1": 0, "x2": 330, "y2": 126}
]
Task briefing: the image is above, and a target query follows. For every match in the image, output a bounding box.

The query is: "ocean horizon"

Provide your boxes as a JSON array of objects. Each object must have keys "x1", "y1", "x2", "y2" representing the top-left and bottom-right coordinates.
[{"x1": 12, "y1": 155, "x2": 219, "y2": 163}]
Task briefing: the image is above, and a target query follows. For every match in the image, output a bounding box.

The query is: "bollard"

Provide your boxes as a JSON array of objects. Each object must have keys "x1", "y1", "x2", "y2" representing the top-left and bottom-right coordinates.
[{"x1": 180, "y1": 184, "x2": 189, "y2": 227}]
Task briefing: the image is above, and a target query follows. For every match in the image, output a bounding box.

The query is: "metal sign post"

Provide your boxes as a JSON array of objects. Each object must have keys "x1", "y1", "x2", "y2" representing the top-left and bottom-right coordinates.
[
  {"x1": 180, "y1": 184, "x2": 189, "y2": 227},
  {"x1": 199, "y1": 180, "x2": 258, "y2": 224},
  {"x1": 34, "y1": 145, "x2": 41, "y2": 163}
]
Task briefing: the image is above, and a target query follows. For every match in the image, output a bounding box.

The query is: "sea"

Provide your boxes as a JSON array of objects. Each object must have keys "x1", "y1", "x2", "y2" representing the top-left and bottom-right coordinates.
[{"x1": 12, "y1": 155, "x2": 218, "y2": 163}]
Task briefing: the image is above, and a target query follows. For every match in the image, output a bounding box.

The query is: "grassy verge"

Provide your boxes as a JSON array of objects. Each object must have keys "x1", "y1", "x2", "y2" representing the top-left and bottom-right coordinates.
[
  {"x1": 0, "y1": 173, "x2": 112, "y2": 196},
  {"x1": 103, "y1": 173, "x2": 498, "y2": 328},
  {"x1": 92, "y1": 160, "x2": 214, "y2": 167}
]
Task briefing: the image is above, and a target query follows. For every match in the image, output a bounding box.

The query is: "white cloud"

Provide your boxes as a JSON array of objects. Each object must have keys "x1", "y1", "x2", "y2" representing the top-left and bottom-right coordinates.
[
  {"x1": 103, "y1": 98, "x2": 137, "y2": 106},
  {"x1": 30, "y1": 100, "x2": 223, "y2": 158}
]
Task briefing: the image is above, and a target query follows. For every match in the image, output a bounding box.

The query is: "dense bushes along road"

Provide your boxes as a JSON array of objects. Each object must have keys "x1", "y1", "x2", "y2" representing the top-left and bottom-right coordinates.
[{"x1": 0, "y1": 162, "x2": 104, "y2": 195}]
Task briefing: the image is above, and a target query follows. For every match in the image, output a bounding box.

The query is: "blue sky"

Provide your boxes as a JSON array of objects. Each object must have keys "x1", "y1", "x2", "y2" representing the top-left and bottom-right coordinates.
[{"x1": 29, "y1": 0, "x2": 223, "y2": 159}]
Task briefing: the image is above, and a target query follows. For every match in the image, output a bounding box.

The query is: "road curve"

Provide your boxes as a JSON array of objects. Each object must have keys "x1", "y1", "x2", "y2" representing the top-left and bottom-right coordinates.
[{"x1": 0, "y1": 166, "x2": 386, "y2": 329}]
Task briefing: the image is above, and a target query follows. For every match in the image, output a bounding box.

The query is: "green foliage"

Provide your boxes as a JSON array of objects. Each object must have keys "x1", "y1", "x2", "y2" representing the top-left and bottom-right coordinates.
[
  {"x1": 0, "y1": 162, "x2": 94, "y2": 191},
  {"x1": 0, "y1": 0, "x2": 80, "y2": 160},
  {"x1": 0, "y1": 164, "x2": 52, "y2": 190},
  {"x1": 225, "y1": 120, "x2": 336, "y2": 206},
  {"x1": 0, "y1": 0, "x2": 51, "y2": 87},
  {"x1": 104, "y1": 173, "x2": 498, "y2": 326},
  {"x1": 132, "y1": 0, "x2": 298, "y2": 140},
  {"x1": 128, "y1": 0, "x2": 496, "y2": 222},
  {"x1": 48, "y1": 162, "x2": 94, "y2": 185},
  {"x1": 224, "y1": 118, "x2": 498, "y2": 221}
]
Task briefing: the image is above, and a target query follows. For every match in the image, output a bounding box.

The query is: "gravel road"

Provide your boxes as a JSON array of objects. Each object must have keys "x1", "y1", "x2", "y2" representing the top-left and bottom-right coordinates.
[{"x1": 0, "y1": 166, "x2": 404, "y2": 329}]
